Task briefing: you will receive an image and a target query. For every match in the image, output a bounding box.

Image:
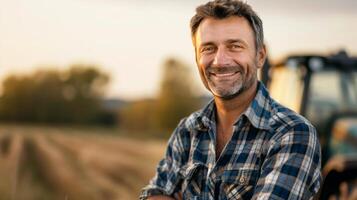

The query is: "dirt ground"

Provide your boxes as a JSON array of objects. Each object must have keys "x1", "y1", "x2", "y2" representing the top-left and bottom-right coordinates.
[{"x1": 0, "y1": 124, "x2": 167, "y2": 200}]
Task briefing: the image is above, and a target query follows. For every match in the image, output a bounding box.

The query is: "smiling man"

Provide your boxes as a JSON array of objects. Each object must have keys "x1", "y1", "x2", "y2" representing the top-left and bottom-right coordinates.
[{"x1": 140, "y1": 0, "x2": 322, "y2": 199}]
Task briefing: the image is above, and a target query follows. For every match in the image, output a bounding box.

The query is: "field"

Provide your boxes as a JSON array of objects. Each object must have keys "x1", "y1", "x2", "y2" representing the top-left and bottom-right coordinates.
[{"x1": 0, "y1": 124, "x2": 166, "y2": 200}]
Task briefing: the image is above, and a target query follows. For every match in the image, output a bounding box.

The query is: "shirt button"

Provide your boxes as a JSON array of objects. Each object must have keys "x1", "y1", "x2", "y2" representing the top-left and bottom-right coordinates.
[{"x1": 239, "y1": 176, "x2": 247, "y2": 184}]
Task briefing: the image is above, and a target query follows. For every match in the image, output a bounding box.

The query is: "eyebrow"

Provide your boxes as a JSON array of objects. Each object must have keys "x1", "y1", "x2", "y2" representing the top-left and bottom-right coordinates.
[
  {"x1": 199, "y1": 41, "x2": 215, "y2": 48},
  {"x1": 225, "y1": 39, "x2": 248, "y2": 46},
  {"x1": 199, "y1": 38, "x2": 248, "y2": 48}
]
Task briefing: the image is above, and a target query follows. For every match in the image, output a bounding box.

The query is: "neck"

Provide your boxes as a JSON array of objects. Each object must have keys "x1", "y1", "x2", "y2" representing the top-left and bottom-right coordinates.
[{"x1": 214, "y1": 81, "x2": 258, "y2": 129}]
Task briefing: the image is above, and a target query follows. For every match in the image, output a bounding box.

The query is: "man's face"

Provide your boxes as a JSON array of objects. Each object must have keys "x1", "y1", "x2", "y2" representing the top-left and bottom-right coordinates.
[{"x1": 194, "y1": 16, "x2": 266, "y2": 99}]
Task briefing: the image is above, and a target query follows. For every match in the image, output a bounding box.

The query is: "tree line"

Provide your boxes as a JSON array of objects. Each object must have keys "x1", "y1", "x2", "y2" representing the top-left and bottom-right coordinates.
[
  {"x1": 0, "y1": 58, "x2": 204, "y2": 136},
  {"x1": 120, "y1": 58, "x2": 203, "y2": 135},
  {"x1": 0, "y1": 65, "x2": 111, "y2": 124}
]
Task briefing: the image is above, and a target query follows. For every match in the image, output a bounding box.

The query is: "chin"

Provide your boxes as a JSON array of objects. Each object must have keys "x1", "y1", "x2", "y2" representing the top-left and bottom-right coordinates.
[{"x1": 211, "y1": 89, "x2": 243, "y2": 100}]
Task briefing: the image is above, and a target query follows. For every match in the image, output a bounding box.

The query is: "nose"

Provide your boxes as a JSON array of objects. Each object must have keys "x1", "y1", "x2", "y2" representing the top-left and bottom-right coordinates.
[{"x1": 212, "y1": 46, "x2": 231, "y2": 67}]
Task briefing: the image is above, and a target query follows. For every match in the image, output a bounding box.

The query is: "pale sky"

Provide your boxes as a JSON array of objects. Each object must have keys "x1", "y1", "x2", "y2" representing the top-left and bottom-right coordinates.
[{"x1": 1, "y1": 0, "x2": 357, "y2": 100}]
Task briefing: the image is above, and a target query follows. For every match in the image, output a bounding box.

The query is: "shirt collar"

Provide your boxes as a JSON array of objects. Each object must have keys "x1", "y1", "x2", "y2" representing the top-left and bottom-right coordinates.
[
  {"x1": 242, "y1": 82, "x2": 271, "y2": 130},
  {"x1": 193, "y1": 81, "x2": 271, "y2": 131},
  {"x1": 194, "y1": 99, "x2": 216, "y2": 131}
]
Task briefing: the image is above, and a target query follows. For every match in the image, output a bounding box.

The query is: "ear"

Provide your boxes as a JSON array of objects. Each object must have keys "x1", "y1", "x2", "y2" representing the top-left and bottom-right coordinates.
[{"x1": 256, "y1": 44, "x2": 267, "y2": 68}]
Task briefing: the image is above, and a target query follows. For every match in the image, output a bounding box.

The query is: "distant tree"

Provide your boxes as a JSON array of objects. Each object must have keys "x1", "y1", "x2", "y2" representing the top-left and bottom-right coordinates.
[
  {"x1": 0, "y1": 76, "x2": 38, "y2": 121},
  {"x1": 119, "y1": 99, "x2": 156, "y2": 131},
  {"x1": 0, "y1": 65, "x2": 110, "y2": 124},
  {"x1": 61, "y1": 65, "x2": 110, "y2": 123},
  {"x1": 155, "y1": 58, "x2": 201, "y2": 132}
]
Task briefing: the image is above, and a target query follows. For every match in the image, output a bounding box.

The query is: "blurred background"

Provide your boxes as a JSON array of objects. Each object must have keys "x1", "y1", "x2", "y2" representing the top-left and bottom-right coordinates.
[{"x1": 0, "y1": 0, "x2": 356, "y2": 199}]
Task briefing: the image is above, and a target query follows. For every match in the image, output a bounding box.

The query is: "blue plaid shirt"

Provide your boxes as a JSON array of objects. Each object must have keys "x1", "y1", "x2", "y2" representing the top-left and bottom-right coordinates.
[{"x1": 140, "y1": 82, "x2": 322, "y2": 200}]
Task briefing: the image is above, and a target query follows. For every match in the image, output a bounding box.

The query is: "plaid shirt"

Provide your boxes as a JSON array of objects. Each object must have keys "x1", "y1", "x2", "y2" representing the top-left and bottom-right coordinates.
[{"x1": 140, "y1": 82, "x2": 322, "y2": 200}]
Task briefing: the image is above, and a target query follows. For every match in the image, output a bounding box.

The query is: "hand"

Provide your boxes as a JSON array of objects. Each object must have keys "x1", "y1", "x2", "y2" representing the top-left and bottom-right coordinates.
[
  {"x1": 328, "y1": 182, "x2": 357, "y2": 200},
  {"x1": 147, "y1": 196, "x2": 175, "y2": 200},
  {"x1": 147, "y1": 192, "x2": 182, "y2": 200}
]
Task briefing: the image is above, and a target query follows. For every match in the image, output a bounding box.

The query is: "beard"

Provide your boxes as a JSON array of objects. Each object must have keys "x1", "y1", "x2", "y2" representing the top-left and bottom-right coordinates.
[{"x1": 203, "y1": 64, "x2": 257, "y2": 100}]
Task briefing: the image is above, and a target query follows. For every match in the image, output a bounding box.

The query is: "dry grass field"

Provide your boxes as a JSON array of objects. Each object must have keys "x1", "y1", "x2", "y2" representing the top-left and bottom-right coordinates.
[{"x1": 0, "y1": 124, "x2": 166, "y2": 200}]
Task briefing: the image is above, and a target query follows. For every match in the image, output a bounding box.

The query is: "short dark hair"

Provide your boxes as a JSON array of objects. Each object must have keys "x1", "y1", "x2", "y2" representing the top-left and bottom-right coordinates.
[{"x1": 190, "y1": 0, "x2": 264, "y2": 50}]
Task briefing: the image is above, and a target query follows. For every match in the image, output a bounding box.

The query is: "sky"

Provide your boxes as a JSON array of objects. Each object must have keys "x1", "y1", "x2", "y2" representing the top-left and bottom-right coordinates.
[{"x1": 1, "y1": 0, "x2": 357, "y2": 100}]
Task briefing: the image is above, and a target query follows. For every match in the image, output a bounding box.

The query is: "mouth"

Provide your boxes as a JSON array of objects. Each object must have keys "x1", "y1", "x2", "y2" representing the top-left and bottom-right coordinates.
[
  {"x1": 211, "y1": 71, "x2": 239, "y2": 78},
  {"x1": 209, "y1": 70, "x2": 242, "y2": 81}
]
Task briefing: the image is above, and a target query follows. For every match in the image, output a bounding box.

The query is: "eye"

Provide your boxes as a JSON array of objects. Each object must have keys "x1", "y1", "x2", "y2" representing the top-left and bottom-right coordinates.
[
  {"x1": 200, "y1": 46, "x2": 215, "y2": 54},
  {"x1": 229, "y1": 44, "x2": 242, "y2": 50}
]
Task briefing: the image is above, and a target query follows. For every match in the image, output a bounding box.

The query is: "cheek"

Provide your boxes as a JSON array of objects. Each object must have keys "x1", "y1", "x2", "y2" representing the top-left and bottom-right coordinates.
[
  {"x1": 198, "y1": 58, "x2": 210, "y2": 74},
  {"x1": 198, "y1": 57, "x2": 208, "y2": 67},
  {"x1": 234, "y1": 60, "x2": 255, "y2": 79},
  {"x1": 198, "y1": 65, "x2": 205, "y2": 76},
  {"x1": 197, "y1": 62, "x2": 208, "y2": 79}
]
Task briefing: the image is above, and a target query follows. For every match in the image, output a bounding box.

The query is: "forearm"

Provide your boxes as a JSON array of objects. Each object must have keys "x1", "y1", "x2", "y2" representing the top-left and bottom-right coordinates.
[
  {"x1": 253, "y1": 125, "x2": 322, "y2": 199},
  {"x1": 147, "y1": 195, "x2": 175, "y2": 200},
  {"x1": 141, "y1": 119, "x2": 189, "y2": 200}
]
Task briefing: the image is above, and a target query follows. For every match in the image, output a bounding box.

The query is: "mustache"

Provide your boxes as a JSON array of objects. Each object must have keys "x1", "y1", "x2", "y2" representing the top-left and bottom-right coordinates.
[{"x1": 206, "y1": 65, "x2": 243, "y2": 74}]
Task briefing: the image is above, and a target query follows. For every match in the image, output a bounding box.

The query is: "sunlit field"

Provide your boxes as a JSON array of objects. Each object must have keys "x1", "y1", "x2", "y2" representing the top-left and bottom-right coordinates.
[{"x1": 0, "y1": 124, "x2": 166, "y2": 200}]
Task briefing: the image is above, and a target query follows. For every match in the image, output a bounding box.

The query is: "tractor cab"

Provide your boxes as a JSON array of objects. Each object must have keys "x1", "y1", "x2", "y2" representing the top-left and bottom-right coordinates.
[{"x1": 263, "y1": 51, "x2": 357, "y2": 199}]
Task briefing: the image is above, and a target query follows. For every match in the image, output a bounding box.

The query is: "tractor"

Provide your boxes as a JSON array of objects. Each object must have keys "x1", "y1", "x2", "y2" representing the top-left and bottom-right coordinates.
[{"x1": 262, "y1": 50, "x2": 357, "y2": 199}]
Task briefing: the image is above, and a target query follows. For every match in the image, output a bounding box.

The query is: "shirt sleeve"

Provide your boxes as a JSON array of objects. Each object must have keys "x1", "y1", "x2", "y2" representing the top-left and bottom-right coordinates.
[
  {"x1": 140, "y1": 119, "x2": 191, "y2": 200},
  {"x1": 252, "y1": 122, "x2": 322, "y2": 200}
]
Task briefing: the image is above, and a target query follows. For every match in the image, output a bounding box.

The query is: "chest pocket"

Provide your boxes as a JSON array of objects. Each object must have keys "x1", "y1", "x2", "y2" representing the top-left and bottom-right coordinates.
[
  {"x1": 180, "y1": 163, "x2": 206, "y2": 199},
  {"x1": 221, "y1": 168, "x2": 259, "y2": 200}
]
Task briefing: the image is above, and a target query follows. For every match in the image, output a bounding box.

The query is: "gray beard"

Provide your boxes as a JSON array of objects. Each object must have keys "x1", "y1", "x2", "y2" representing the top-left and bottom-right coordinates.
[{"x1": 207, "y1": 73, "x2": 257, "y2": 100}]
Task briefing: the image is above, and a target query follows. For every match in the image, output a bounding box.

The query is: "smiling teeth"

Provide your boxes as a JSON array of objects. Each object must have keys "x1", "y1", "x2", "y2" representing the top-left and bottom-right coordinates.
[{"x1": 214, "y1": 72, "x2": 236, "y2": 77}]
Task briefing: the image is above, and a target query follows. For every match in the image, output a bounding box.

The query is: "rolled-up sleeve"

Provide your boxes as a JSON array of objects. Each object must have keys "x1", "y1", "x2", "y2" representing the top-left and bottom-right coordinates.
[
  {"x1": 252, "y1": 122, "x2": 322, "y2": 200},
  {"x1": 140, "y1": 119, "x2": 190, "y2": 200}
]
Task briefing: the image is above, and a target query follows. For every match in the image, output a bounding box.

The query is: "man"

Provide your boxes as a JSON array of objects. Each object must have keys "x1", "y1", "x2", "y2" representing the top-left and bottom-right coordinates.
[{"x1": 141, "y1": 0, "x2": 322, "y2": 199}]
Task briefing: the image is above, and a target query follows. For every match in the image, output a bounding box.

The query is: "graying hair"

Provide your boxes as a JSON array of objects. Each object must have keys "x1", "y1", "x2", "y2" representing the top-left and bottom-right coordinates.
[{"x1": 190, "y1": 0, "x2": 264, "y2": 50}]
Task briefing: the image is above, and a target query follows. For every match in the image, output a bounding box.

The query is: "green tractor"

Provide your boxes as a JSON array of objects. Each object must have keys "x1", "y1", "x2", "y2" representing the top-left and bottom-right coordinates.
[{"x1": 262, "y1": 50, "x2": 357, "y2": 199}]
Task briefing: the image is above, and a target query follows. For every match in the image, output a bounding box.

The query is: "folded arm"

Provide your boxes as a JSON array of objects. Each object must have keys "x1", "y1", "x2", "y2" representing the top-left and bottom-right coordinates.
[
  {"x1": 252, "y1": 123, "x2": 322, "y2": 199},
  {"x1": 140, "y1": 119, "x2": 190, "y2": 200}
]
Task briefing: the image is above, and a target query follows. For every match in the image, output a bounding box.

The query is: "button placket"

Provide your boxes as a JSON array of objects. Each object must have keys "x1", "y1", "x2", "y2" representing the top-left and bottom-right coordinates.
[{"x1": 239, "y1": 176, "x2": 248, "y2": 185}]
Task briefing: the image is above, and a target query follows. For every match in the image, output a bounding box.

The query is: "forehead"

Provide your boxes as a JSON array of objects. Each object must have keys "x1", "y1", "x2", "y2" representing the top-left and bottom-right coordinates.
[{"x1": 195, "y1": 16, "x2": 255, "y2": 46}]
